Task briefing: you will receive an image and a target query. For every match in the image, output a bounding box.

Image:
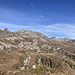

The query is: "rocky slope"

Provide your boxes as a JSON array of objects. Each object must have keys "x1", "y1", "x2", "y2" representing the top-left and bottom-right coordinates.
[{"x1": 0, "y1": 29, "x2": 75, "y2": 75}]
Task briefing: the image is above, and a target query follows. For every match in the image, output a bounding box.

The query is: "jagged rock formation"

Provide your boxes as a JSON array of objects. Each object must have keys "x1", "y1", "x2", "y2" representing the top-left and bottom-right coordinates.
[
  {"x1": 0, "y1": 29, "x2": 75, "y2": 75},
  {"x1": 4, "y1": 28, "x2": 10, "y2": 31}
]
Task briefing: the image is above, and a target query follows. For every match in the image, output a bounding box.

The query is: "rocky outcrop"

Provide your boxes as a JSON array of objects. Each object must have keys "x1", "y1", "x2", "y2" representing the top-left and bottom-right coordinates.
[
  {"x1": 36, "y1": 55, "x2": 63, "y2": 69},
  {"x1": 24, "y1": 52, "x2": 31, "y2": 66},
  {"x1": 4, "y1": 28, "x2": 10, "y2": 32},
  {"x1": 65, "y1": 52, "x2": 75, "y2": 60}
]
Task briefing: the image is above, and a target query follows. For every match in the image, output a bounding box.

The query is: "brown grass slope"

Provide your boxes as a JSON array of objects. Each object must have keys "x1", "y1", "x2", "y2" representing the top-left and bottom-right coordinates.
[{"x1": 0, "y1": 29, "x2": 75, "y2": 75}]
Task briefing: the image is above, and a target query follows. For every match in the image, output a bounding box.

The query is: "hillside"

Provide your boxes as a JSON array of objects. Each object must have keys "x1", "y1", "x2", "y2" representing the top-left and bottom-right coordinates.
[{"x1": 0, "y1": 29, "x2": 75, "y2": 75}]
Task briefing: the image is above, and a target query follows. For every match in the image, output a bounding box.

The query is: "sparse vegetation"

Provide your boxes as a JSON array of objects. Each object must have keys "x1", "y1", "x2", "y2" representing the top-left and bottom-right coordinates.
[
  {"x1": 0, "y1": 70, "x2": 7, "y2": 75},
  {"x1": 0, "y1": 29, "x2": 75, "y2": 75}
]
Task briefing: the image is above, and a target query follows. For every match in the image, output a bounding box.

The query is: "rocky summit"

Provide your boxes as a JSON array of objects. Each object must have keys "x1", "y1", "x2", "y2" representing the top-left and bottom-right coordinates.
[{"x1": 0, "y1": 29, "x2": 75, "y2": 75}]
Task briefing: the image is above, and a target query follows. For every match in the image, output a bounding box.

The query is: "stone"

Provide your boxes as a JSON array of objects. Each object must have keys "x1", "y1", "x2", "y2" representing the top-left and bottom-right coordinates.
[
  {"x1": 20, "y1": 67, "x2": 25, "y2": 70},
  {"x1": 32, "y1": 64, "x2": 36, "y2": 69}
]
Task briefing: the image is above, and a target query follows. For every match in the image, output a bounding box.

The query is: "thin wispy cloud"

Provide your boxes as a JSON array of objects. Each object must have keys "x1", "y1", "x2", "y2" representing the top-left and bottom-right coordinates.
[
  {"x1": 0, "y1": 22, "x2": 42, "y2": 32},
  {"x1": 40, "y1": 15, "x2": 44, "y2": 18},
  {"x1": 30, "y1": 3, "x2": 35, "y2": 8},
  {"x1": 0, "y1": 22, "x2": 75, "y2": 38},
  {"x1": 42, "y1": 24, "x2": 75, "y2": 38},
  {"x1": 0, "y1": 8, "x2": 46, "y2": 25}
]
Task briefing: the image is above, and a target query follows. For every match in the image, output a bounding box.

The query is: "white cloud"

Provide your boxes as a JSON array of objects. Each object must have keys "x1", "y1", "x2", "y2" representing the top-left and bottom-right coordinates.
[
  {"x1": 42, "y1": 24, "x2": 75, "y2": 38},
  {"x1": 0, "y1": 22, "x2": 75, "y2": 38}
]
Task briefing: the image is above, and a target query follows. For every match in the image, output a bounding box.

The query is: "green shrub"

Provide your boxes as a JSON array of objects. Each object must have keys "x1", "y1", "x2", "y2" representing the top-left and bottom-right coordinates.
[{"x1": 32, "y1": 66, "x2": 48, "y2": 75}]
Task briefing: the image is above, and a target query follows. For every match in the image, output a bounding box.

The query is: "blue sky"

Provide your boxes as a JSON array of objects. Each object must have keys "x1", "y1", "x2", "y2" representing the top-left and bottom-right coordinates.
[{"x1": 0, "y1": 0, "x2": 75, "y2": 38}]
